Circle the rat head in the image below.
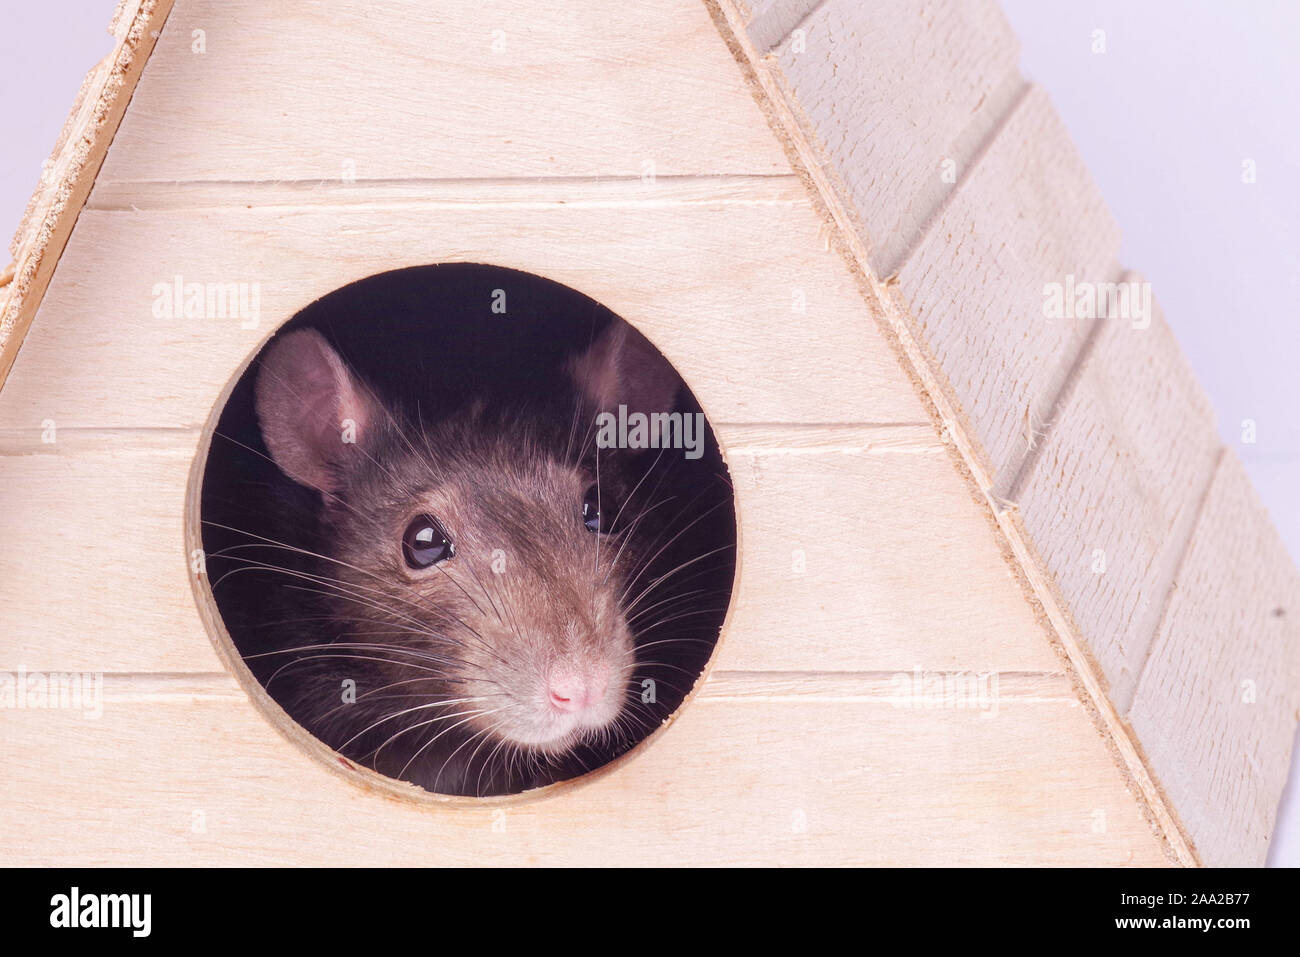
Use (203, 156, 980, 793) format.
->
(253, 323, 681, 770)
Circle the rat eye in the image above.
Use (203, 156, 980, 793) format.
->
(582, 483, 613, 534)
(402, 514, 454, 569)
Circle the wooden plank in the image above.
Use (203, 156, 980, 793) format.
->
(723, 443, 1061, 672)
(9, 668, 1072, 705)
(717, 422, 941, 455)
(0, 200, 927, 430)
(699, 669, 1068, 703)
(0, 426, 1061, 674)
(711, 1, 1200, 864)
(0, 0, 173, 388)
(1009, 277, 1222, 711)
(760, 0, 1024, 276)
(94, 0, 790, 185)
(0, 689, 1170, 865)
(743, 2, 1124, 493)
(893, 85, 1122, 491)
(86, 174, 807, 212)
(0, 431, 206, 673)
(1128, 453, 1300, 866)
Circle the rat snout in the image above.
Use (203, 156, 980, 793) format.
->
(547, 668, 609, 714)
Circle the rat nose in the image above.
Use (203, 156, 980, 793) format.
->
(547, 670, 608, 713)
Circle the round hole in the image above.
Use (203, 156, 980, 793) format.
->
(191, 264, 737, 800)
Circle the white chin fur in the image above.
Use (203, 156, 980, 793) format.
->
(504, 696, 624, 752)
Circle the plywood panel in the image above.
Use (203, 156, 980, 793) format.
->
(894, 85, 1122, 490)
(761, 0, 1023, 275)
(1128, 453, 1300, 866)
(0, 683, 1169, 865)
(714, 2, 1211, 863)
(0, 426, 1060, 674)
(0, 198, 926, 430)
(0, 0, 173, 385)
(95, 0, 790, 185)
(0, 432, 205, 673)
(722, 442, 1060, 672)
(1011, 279, 1221, 710)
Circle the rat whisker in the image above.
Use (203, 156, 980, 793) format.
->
(625, 587, 715, 626)
(599, 493, 680, 587)
(341, 698, 494, 753)
(244, 641, 484, 677)
(616, 494, 733, 607)
(263, 652, 454, 689)
(632, 608, 732, 635)
(375, 707, 501, 767)
(622, 543, 736, 618)
(206, 527, 510, 665)
(633, 635, 721, 652)
(425, 713, 507, 787)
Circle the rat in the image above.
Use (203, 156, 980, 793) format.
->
(211, 320, 732, 797)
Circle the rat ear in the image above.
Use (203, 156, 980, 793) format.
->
(569, 321, 681, 420)
(254, 328, 379, 494)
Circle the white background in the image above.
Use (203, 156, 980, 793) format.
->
(2, 2, 1296, 865)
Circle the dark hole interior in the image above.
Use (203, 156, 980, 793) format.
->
(200, 264, 737, 797)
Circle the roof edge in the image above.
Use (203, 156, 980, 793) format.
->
(0, 0, 174, 388)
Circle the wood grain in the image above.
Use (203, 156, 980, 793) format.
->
(95, 0, 790, 185)
(0, 426, 1061, 675)
(1008, 276, 1222, 712)
(0, 687, 1169, 866)
(713, 0, 1206, 863)
(1128, 453, 1300, 866)
(69, 668, 1076, 705)
(762, 0, 1024, 277)
(0, 200, 926, 430)
(893, 84, 1122, 492)
(87, 174, 807, 212)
